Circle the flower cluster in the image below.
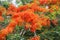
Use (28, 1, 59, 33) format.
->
(0, 0, 59, 40)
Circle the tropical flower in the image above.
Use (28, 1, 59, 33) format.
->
(29, 36, 40, 40)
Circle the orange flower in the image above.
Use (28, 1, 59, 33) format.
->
(30, 3, 48, 12)
(30, 24, 37, 32)
(47, 19, 50, 26)
(0, 21, 17, 38)
(8, 4, 17, 12)
(33, 0, 37, 3)
(0, 6, 6, 14)
(49, 9, 54, 13)
(37, 7, 48, 12)
(17, 5, 28, 12)
(0, 11, 2, 16)
(51, 0, 57, 4)
(39, 0, 48, 5)
(0, 34, 5, 40)
(30, 3, 39, 11)
(29, 36, 40, 40)
(0, 16, 4, 22)
(39, 15, 50, 27)
(25, 23, 31, 30)
(39, 0, 44, 5)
